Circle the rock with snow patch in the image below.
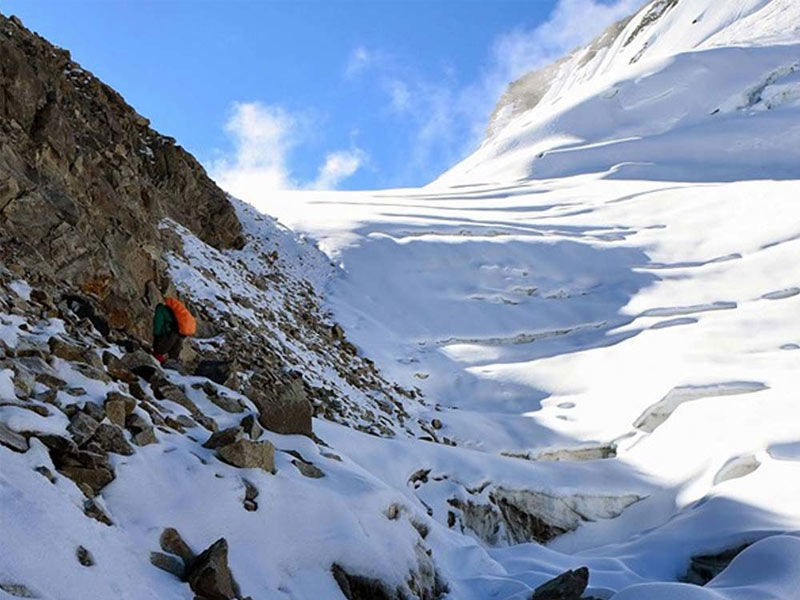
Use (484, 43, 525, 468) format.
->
(217, 439, 275, 473)
(530, 567, 589, 600)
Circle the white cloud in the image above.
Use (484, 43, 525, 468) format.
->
(384, 79, 411, 113)
(210, 101, 365, 200)
(487, 0, 645, 85)
(345, 46, 374, 78)
(310, 149, 366, 190)
(343, 0, 645, 183)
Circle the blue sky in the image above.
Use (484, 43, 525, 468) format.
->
(3, 0, 641, 192)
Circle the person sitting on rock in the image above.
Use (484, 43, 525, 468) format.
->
(152, 297, 196, 364)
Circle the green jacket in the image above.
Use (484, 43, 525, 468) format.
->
(153, 303, 177, 338)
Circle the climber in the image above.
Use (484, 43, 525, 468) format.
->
(152, 297, 196, 364)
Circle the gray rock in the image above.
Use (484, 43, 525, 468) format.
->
(76, 545, 94, 567)
(53, 448, 115, 496)
(530, 567, 589, 600)
(49, 337, 101, 368)
(0, 422, 29, 452)
(89, 423, 134, 456)
(83, 497, 113, 525)
(248, 375, 312, 436)
(203, 426, 243, 450)
(217, 439, 275, 473)
(121, 350, 161, 381)
(185, 538, 238, 600)
(132, 427, 158, 446)
(150, 551, 185, 578)
(292, 459, 324, 479)
(67, 412, 100, 446)
(239, 414, 262, 440)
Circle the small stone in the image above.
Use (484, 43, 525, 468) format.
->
(34, 465, 56, 483)
(217, 439, 275, 473)
(160, 527, 195, 563)
(239, 414, 262, 440)
(291, 459, 324, 479)
(431, 418, 443, 430)
(386, 503, 401, 520)
(83, 497, 113, 525)
(104, 353, 137, 383)
(36, 372, 67, 391)
(76, 545, 94, 567)
(0, 422, 28, 452)
(242, 478, 259, 511)
(150, 551, 185, 578)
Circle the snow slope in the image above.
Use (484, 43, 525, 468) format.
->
(257, 0, 800, 597)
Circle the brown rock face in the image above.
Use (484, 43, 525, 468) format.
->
(0, 14, 244, 339)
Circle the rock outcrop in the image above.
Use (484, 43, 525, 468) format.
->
(0, 13, 243, 340)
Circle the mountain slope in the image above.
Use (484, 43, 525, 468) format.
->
(440, 0, 800, 185)
(2, 2, 800, 600)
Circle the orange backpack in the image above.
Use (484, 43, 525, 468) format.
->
(164, 297, 197, 336)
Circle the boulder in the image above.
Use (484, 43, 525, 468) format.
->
(530, 567, 589, 600)
(133, 427, 158, 446)
(89, 423, 134, 456)
(67, 412, 100, 446)
(103, 394, 131, 427)
(185, 538, 238, 600)
(52, 448, 114, 496)
(217, 439, 275, 473)
(121, 350, 161, 381)
(203, 426, 243, 450)
(0, 423, 28, 452)
(248, 375, 312, 436)
(194, 359, 237, 386)
(48, 337, 101, 368)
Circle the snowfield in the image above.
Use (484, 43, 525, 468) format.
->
(2, 0, 800, 598)
(261, 0, 800, 597)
